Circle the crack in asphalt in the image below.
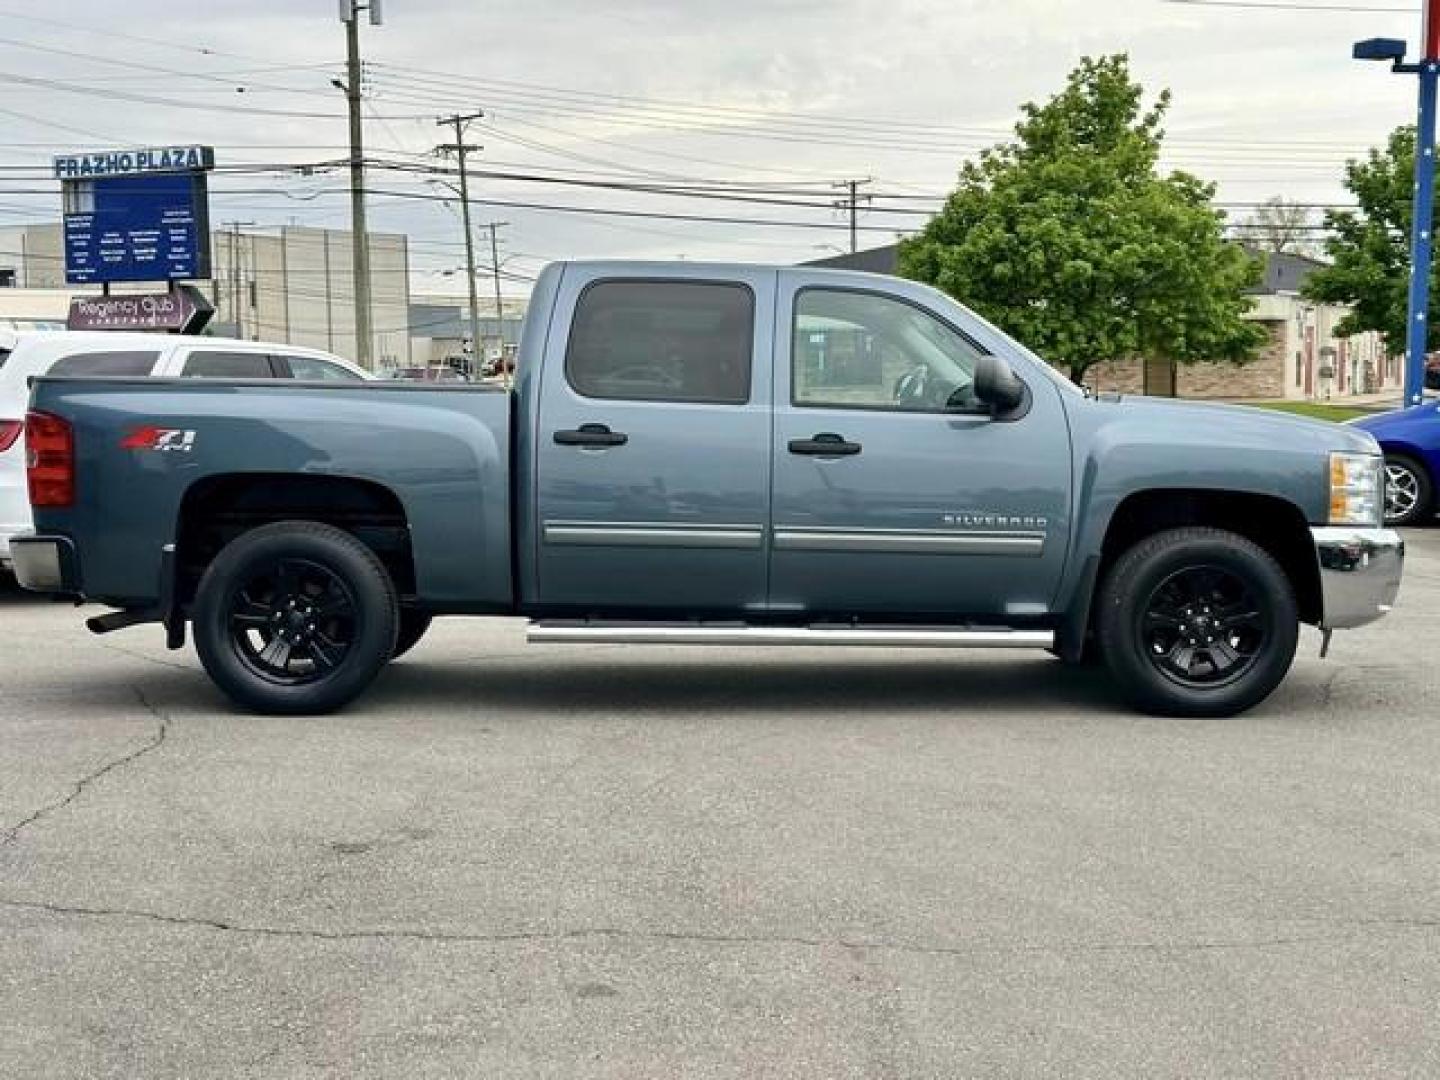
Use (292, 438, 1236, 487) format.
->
(0, 892, 1435, 957)
(0, 686, 171, 848)
(94, 639, 196, 674)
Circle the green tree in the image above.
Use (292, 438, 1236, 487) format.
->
(1302, 126, 1419, 352)
(899, 55, 1265, 385)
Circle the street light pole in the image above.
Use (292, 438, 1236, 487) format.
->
(1355, 1, 1440, 408)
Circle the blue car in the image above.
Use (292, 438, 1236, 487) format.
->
(1352, 403, 1440, 526)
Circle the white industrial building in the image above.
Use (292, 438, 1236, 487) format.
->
(408, 292, 527, 373)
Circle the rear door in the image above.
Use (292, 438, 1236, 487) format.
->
(534, 267, 774, 614)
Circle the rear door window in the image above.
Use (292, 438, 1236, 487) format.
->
(180, 350, 278, 379)
(565, 280, 754, 404)
(49, 350, 160, 376)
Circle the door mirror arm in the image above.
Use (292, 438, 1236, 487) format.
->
(972, 354, 1032, 421)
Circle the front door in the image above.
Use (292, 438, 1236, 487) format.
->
(769, 277, 1072, 619)
(534, 269, 775, 614)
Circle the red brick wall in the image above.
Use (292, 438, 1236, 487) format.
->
(1077, 322, 1287, 399)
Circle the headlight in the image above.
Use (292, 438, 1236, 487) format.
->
(1329, 452, 1383, 526)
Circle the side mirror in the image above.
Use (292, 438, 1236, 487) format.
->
(973, 354, 1027, 416)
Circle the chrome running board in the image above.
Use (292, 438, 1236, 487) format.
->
(526, 622, 1054, 649)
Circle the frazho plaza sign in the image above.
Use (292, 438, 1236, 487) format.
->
(56, 145, 214, 286)
(53, 146, 215, 180)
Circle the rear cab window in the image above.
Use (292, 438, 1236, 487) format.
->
(180, 350, 276, 379)
(565, 280, 754, 404)
(49, 350, 160, 376)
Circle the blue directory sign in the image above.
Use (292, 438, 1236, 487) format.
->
(57, 146, 213, 286)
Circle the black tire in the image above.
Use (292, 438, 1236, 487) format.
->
(1096, 527, 1298, 718)
(1383, 453, 1433, 527)
(192, 522, 398, 715)
(391, 611, 433, 660)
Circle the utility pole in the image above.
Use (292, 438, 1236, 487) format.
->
(222, 220, 254, 339)
(832, 178, 872, 254)
(435, 111, 485, 378)
(485, 221, 510, 387)
(338, 0, 382, 369)
(1354, 2, 1440, 408)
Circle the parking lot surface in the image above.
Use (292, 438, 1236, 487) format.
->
(2, 527, 1439, 1079)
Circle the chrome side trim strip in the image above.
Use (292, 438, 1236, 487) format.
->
(528, 623, 1055, 649)
(543, 521, 764, 550)
(773, 527, 1045, 556)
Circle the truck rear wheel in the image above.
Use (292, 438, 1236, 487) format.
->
(192, 522, 399, 715)
(1096, 527, 1298, 717)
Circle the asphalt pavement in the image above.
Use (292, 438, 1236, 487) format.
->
(3, 528, 1440, 1078)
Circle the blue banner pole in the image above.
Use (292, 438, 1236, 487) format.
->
(1404, 60, 1438, 408)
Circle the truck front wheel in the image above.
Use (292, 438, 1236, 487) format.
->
(1096, 527, 1298, 717)
(192, 522, 399, 714)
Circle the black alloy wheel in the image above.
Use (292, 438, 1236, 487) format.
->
(193, 522, 399, 714)
(1138, 565, 1266, 690)
(227, 558, 359, 685)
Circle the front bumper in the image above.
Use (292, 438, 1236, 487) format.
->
(1312, 526, 1404, 629)
(9, 533, 80, 595)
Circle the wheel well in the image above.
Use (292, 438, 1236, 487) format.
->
(1097, 489, 1321, 626)
(1381, 442, 1433, 475)
(176, 474, 414, 604)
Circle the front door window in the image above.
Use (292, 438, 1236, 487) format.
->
(793, 288, 987, 414)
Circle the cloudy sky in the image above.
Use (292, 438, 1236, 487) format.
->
(0, 0, 1426, 297)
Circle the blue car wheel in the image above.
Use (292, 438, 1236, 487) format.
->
(1384, 454, 1433, 527)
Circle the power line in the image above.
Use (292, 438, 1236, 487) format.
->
(0, 6, 272, 61)
(1161, 0, 1417, 11)
(358, 185, 918, 233)
(371, 63, 1398, 154)
(0, 69, 424, 121)
(0, 34, 336, 94)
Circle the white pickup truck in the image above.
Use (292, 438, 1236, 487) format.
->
(0, 331, 368, 572)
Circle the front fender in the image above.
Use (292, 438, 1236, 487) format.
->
(1053, 396, 1373, 633)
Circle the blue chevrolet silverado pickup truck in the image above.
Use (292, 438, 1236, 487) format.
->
(12, 262, 1404, 716)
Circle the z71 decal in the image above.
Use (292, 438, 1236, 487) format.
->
(120, 426, 196, 452)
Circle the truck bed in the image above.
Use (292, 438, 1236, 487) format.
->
(26, 377, 514, 610)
